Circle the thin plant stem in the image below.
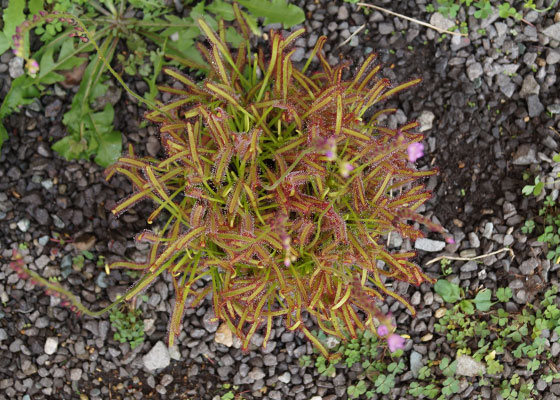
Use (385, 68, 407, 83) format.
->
(425, 247, 515, 266)
(356, 2, 467, 37)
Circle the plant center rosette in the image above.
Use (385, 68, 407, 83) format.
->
(104, 12, 453, 358)
(11, 5, 451, 361)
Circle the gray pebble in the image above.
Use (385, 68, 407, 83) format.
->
(466, 62, 483, 81)
(414, 238, 446, 252)
(70, 369, 82, 381)
(468, 232, 480, 248)
(460, 261, 478, 272)
(519, 258, 538, 275)
(378, 22, 394, 35)
(512, 144, 538, 165)
(337, 6, 349, 20)
(547, 49, 560, 64)
(290, 47, 305, 63)
(248, 368, 265, 381)
(143, 341, 170, 370)
(278, 371, 291, 384)
(520, 74, 540, 98)
(552, 342, 560, 357)
(543, 23, 560, 42)
(8, 57, 24, 79)
(424, 292, 434, 306)
(410, 351, 423, 378)
(527, 95, 544, 118)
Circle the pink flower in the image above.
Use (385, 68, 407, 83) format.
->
(387, 334, 406, 352)
(325, 149, 335, 161)
(407, 142, 424, 163)
(377, 325, 389, 337)
(27, 59, 39, 77)
(323, 137, 337, 161)
(339, 162, 354, 178)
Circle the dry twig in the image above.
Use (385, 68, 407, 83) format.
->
(356, 2, 468, 37)
(425, 247, 515, 266)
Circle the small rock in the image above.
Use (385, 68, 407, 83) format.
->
(378, 22, 394, 35)
(429, 13, 455, 32)
(512, 144, 538, 165)
(411, 291, 421, 306)
(278, 372, 291, 384)
(45, 99, 63, 118)
(95, 273, 108, 289)
(514, 289, 528, 304)
(460, 261, 478, 272)
(169, 345, 181, 361)
(290, 47, 305, 63)
(414, 238, 446, 252)
(8, 57, 24, 79)
(324, 336, 340, 350)
(543, 23, 560, 42)
(547, 49, 560, 65)
(70, 369, 82, 381)
(456, 355, 485, 377)
(424, 292, 434, 306)
(552, 383, 560, 396)
(248, 368, 265, 381)
(551, 342, 560, 357)
(519, 258, 538, 275)
(435, 308, 447, 318)
(17, 219, 30, 232)
(420, 333, 433, 342)
(466, 63, 483, 81)
(72, 234, 96, 252)
(527, 95, 544, 118)
(337, 5, 349, 20)
(35, 255, 50, 269)
(520, 75, 540, 98)
(202, 309, 219, 333)
(146, 136, 160, 157)
(410, 351, 423, 378)
(500, 82, 516, 98)
(418, 111, 435, 132)
(214, 323, 233, 347)
(44, 337, 58, 355)
(468, 233, 480, 248)
(143, 341, 171, 371)
(548, 104, 560, 115)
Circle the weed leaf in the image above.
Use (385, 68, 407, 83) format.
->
(236, 0, 305, 28)
(473, 289, 492, 311)
(434, 279, 462, 303)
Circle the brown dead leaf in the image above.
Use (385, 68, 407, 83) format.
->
(59, 54, 89, 88)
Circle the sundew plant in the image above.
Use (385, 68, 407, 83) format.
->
(12, 5, 450, 359)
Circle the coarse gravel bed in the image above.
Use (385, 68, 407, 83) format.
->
(1, 0, 560, 399)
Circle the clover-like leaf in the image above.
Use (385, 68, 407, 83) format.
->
(496, 287, 512, 302)
(473, 289, 492, 311)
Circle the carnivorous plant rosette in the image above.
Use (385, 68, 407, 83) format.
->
(13, 6, 450, 359)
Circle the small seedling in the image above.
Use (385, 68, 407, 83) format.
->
(109, 306, 144, 349)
